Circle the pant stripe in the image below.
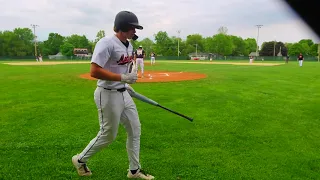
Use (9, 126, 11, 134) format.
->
(79, 91, 104, 161)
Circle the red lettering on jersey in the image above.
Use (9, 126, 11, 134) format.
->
(117, 54, 133, 65)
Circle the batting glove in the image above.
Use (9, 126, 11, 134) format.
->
(121, 73, 138, 84)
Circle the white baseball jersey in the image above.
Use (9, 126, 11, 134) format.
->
(91, 35, 134, 89)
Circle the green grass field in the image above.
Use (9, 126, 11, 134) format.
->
(1, 60, 320, 180)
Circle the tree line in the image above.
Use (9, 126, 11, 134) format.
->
(0, 26, 318, 57)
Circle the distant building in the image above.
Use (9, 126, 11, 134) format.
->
(73, 48, 92, 59)
(73, 48, 88, 55)
(188, 52, 219, 60)
(248, 52, 259, 57)
(48, 52, 64, 60)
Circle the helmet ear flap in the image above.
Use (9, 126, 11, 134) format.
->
(114, 26, 119, 32)
(114, 22, 130, 32)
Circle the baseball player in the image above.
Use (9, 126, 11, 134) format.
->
(39, 54, 43, 62)
(285, 54, 289, 64)
(150, 52, 156, 65)
(297, 52, 304, 67)
(72, 10, 154, 180)
(134, 45, 145, 78)
(249, 56, 253, 63)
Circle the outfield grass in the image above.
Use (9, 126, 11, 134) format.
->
(1, 60, 320, 180)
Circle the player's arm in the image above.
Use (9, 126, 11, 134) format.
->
(90, 63, 121, 81)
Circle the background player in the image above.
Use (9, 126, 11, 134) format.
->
(297, 52, 304, 67)
(249, 56, 253, 63)
(71, 10, 154, 180)
(38, 54, 43, 62)
(134, 45, 145, 78)
(150, 52, 156, 65)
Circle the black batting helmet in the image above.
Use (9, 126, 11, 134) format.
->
(114, 11, 143, 32)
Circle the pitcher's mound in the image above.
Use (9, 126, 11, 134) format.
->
(80, 71, 206, 83)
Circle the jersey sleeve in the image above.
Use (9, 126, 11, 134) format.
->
(91, 39, 112, 67)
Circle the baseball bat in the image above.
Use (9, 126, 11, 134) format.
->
(127, 89, 193, 122)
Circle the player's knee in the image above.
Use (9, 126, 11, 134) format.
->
(128, 124, 141, 138)
(101, 128, 118, 143)
(132, 125, 141, 138)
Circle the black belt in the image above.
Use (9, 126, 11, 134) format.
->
(103, 87, 126, 92)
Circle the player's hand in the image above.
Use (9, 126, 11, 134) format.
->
(121, 72, 138, 84)
(121, 61, 138, 84)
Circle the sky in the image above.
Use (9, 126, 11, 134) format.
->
(0, 0, 319, 46)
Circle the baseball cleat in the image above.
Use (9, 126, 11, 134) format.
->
(72, 154, 92, 176)
(127, 169, 155, 179)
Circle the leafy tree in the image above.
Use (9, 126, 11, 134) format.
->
(260, 41, 276, 56)
(95, 30, 105, 42)
(288, 43, 303, 56)
(177, 39, 188, 56)
(244, 38, 257, 56)
(154, 31, 175, 56)
(203, 37, 214, 53)
(89, 40, 95, 53)
(130, 39, 139, 50)
(260, 41, 287, 56)
(92, 30, 106, 51)
(60, 42, 75, 56)
(42, 33, 65, 55)
(300, 43, 310, 55)
(229, 35, 246, 56)
(185, 34, 204, 53)
(37, 41, 45, 55)
(63, 34, 91, 54)
(285, 43, 293, 50)
(1, 30, 30, 56)
(290, 39, 316, 56)
(310, 43, 319, 56)
(181, 43, 196, 56)
(211, 33, 233, 56)
(13, 28, 34, 56)
(65, 34, 90, 49)
(0, 31, 3, 56)
(299, 39, 314, 47)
